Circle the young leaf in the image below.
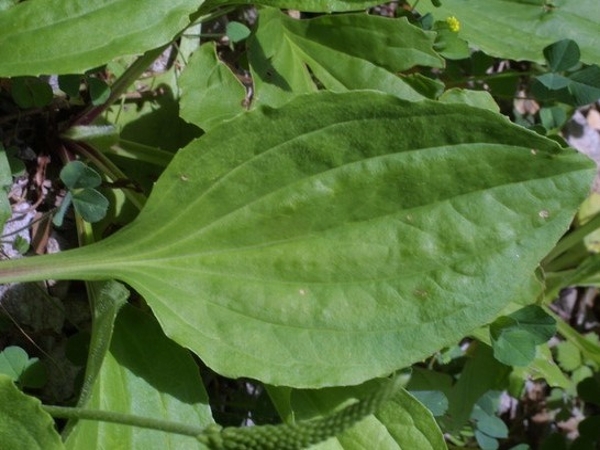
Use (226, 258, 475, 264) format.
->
(509, 305, 556, 344)
(0, 91, 594, 388)
(489, 305, 556, 367)
(71, 189, 109, 223)
(0, 374, 64, 450)
(226, 21, 251, 43)
(58, 74, 82, 98)
(540, 106, 568, 131)
(556, 340, 582, 372)
(567, 65, 600, 106)
(475, 429, 500, 450)
(179, 42, 247, 131)
(87, 77, 111, 106)
(0, 346, 38, 382)
(0, 0, 203, 76)
(10, 76, 53, 108)
(536, 73, 571, 91)
(60, 161, 102, 189)
(543, 39, 581, 72)
(491, 325, 536, 367)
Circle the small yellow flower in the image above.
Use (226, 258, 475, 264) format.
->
(446, 16, 461, 32)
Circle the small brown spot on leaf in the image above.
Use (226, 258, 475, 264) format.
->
(414, 289, 428, 299)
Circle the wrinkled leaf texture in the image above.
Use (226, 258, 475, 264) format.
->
(0, 375, 64, 450)
(0, 91, 594, 388)
(0, 0, 203, 76)
(417, 0, 600, 65)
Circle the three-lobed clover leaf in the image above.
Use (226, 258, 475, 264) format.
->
(53, 161, 109, 226)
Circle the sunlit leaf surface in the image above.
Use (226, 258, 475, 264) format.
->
(0, 91, 594, 387)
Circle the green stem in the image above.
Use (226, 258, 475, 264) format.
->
(543, 210, 600, 266)
(191, 5, 237, 26)
(72, 45, 169, 126)
(43, 405, 205, 438)
(543, 306, 600, 366)
(0, 247, 114, 285)
(444, 70, 540, 89)
(106, 139, 174, 167)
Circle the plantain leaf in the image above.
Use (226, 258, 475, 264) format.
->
(64, 305, 213, 450)
(0, 0, 204, 76)
(417, 0, 600, 65)
(0, 374, 64, 450)
(0, 91, 594, 388)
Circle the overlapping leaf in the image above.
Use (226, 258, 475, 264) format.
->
(417, 0, 600, 65)
(0, 91, 594, 388)
(181, 9, 444, 129)
(0, 0, 204, 76)
(249, 9, 444, 107)
(65, 305, 213, 450)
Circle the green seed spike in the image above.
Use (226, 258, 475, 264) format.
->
(431, 0, 442, 6)
(198, 377, 402, 450)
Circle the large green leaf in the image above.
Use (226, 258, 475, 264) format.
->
(249, 9, 443, 107)
(269, 382, 446, 449)
(417, 0, 600, 65)
(0, 374, 64, 450)
(0, 91, 594, 388)
(65, 305, 213, 450)
(0, 0, 204, 76)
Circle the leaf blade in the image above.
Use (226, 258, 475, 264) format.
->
(0, 375, 64, 450)
(417, 0, 600, 65)
(0, 91, 594, 388)
(0, 0, 203, 76)
(64, 305, 213, 450)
